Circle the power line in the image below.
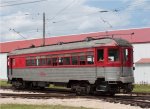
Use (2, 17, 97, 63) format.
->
(0, 0, 25, 4)
(115, 1, 150, 12)
(99, 17, 113, 28)
(0, 0, 48, 7)
(47, 10, 110, 24)
(9, 28, 27, 39)
(47, 0, 76, 21)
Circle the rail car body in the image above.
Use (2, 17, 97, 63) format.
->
(7, 37, 134, 95)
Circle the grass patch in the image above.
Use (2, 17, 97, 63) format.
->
(0, 104, 92, 109)
(0, 80, 11, 87)
(133, 84, 150, 93)
(49, 84, 67, 89)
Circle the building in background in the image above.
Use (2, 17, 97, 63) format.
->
(0, 27, 150, 84)
(134, 58, 150, 84)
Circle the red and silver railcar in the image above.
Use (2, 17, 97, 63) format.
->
(7, 37, 134, 95)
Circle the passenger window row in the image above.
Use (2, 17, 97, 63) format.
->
(26, 52, 94, 66)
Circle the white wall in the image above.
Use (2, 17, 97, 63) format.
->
(133, 43, 150, 84)
(134, 64, 150, 84)
(133, 43, 150, 62)
(0, 53, 7, 79)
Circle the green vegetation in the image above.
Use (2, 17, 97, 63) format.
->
(49, 84, 67, 89)
(0, 104, 92, 109)
(0, 80, 11, 87)
(133, 84, 150, 93)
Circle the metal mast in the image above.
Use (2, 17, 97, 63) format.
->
(43, 12, 45, 46)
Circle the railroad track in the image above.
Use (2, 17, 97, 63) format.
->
(0, 93, 77, 99)
(1, 92, 150, 108)
(1, 86, 150, 108)
(1, 86, 150, 96)
(101, 96, 150, 108)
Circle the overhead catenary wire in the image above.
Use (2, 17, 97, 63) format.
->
(46, 9, 111, 23)
(46, 9, 112, 37)
(114, 1, 150, 12)
(9, 28, 28, 39)
(44, 0, 76, 37)
(47, 9, 110, 25)
(0, 0, 25, 4)
(47, 0, 76, 21)
(1, 1, 148, 43)
(25, 9, 111, 36)
(0, 0, 48, 7)
(99, 16, 113, 28)
(6, 1, 148, 35)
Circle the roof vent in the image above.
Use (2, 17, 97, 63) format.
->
(85, 37, 94, 42)
(57, 42, 64, 45)
(29, 44, 35, 48)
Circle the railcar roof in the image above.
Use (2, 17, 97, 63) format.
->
(8, 38, 132, 56)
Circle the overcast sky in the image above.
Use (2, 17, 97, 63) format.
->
(0, 0, 150, 42)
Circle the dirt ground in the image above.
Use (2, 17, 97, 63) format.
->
(0, 89, 143, 109)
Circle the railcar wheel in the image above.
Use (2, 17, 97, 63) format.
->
(12, 80, 23, 89)
(70, 84, 77, 92)
(39, 87, 45, 90)
(73, 83, 91, 96)
(89, 85, 96, 95)
(22, 82, 32, 89)
(109, 92, 115, 96)
(76, 86, 83, 95)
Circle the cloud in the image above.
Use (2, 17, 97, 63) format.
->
(0, 0, 149, 42)
(123, 0, 150, 11)
(0, 11, 42, 41)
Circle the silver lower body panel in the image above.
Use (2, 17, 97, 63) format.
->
(8, 67, 134, 84)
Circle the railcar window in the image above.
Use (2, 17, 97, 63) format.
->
(46, 56, 51, 65)
(72, 56, 78, 65)
(26, 57, 36, 66)
(26, 57, 29, 66)
(39, 58, 47, 66)
(87, 55, 94, 64)
(123, 48, 129, 62)
(58, 57, 63, 65)
(36, 56, 40, 66)
(97, 49, 104, 61)
(79, 55, 86, 65)
(52, 58, 58, 66)
(12, 58, 15, 66)
(47, 58, 51, 65)
(123, 48, 132, 64)
(87, 52, 94, 64)
(108, 49, 119, 62)
(63, 57, 70, 65)
(31, 59, 36, 66)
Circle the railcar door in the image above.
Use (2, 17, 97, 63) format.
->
(121, 47, 133, 77)
(7, 57, 9, 79)
(9, 58, 14, 76)
(96, 48, 106, 78)
(7, 57, 13, 80)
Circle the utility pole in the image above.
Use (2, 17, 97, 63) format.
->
(43, 12, 45, 46)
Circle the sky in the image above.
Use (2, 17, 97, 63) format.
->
(0, 0, 150, 42)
